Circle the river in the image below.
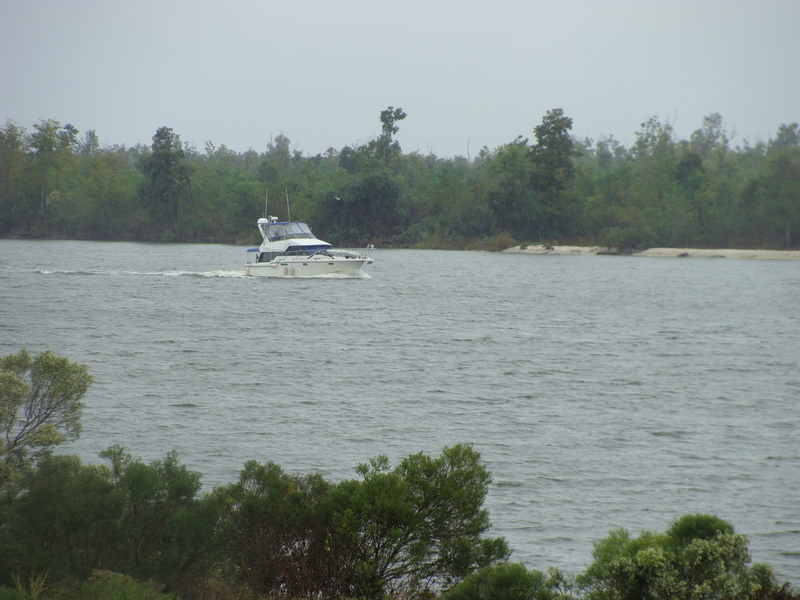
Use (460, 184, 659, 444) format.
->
(1, 239, 798, 582)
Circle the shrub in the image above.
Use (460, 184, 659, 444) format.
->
(0, 586, 33, 600)
(442, 562, 568, 600)
(488, 232, 516, 252)
(577, 514, 784, 600)
(49, 571, 174, 600)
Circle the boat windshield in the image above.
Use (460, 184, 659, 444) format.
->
(261, 221, 315, 241)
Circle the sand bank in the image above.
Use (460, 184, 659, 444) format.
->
(504, 245, 800, 260)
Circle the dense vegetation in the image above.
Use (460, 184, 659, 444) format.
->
(1, 109, 798, 250)
(1, 349, 798, 600)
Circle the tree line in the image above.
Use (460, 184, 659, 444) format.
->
(1, 349, 798, 600)
(1, 108, 798, 250)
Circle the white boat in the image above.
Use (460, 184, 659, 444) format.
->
(244, 216, 374, 277)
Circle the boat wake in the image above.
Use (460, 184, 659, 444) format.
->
(33, 268, 370, 279)
(35, 269, 248, 278)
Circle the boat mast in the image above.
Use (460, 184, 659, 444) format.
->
(285, 187, 291, 221)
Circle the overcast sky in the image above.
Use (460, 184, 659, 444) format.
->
(2, 0, 798, 158)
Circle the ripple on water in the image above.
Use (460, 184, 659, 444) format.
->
(1, 242, 798, 583)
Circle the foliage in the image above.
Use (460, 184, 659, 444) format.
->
(487, 109, 579, 241)
(138, 127, 193, 239)
(0, 587, 32, 600)
(356, 444, 509, 595)
(215, 459, 335, 598)
(98, 446, 213, 582)
(1, 435, 798, 599)
(1, 110, 798, 250)
(0, 349, 92, 487)
(0, 446, 215, 595)
(340, 106, 407, 173)
(318, 171, 407, 244)
(442, 563, 571, 600)
(218, 444, 508, 599)
(488, 232, 517, 252)
(577, 514, 780, 600)
(0, 454, 122, 582)
(49, 570, 174, 600)
(2, 352, 798, 598)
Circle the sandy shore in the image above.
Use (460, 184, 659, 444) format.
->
(504, 245, 800, 260)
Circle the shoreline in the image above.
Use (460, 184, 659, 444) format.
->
(503, 245, 800, 260)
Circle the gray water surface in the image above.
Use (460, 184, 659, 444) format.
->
(1, 240, 798, 582)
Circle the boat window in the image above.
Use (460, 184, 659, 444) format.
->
(263, 221, 315, 241)
(258, 252, 280, 262)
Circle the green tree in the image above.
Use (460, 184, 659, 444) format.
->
(632, 116, 675, 160)
(139, 127, 193, 238)
(339, 106, 407, 173)
(0, 350, 92, 487)
(578, 514, 777, 600)
(73, 147, 140, 239)
(29, 119, 79, 219)
(442, 562, 569, 600)
(0, 120, 30, 235)
(375, 106, 407, 165)
(55, 570, 176, 600)
(530, 108, 579, 238)
(690, 113, 730, 159)
(319, 172, 406, 243)
(219, 444, 507, 599)
(98, 446, 209, 581)
(487, 109, 578, 241)
(0, 454, 123, 583)
(531, 108, 576, 197)
(487, 138, 536, 239)
(22, 119, 80, 236)
(216, 460, 337, 598)
(769, 123, 800, 154)
(261, 133, 298, 180)
(742, 153, 800, 248)
(328, 444, 510, 598)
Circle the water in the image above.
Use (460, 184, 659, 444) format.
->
(1, 240, 798, 582)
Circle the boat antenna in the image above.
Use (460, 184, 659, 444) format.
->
(264, 187, 268, 219)
(285, 187, 291, 221)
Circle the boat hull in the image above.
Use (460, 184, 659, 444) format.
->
(244, 255, 372, 277)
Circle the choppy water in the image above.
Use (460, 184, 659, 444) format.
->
(1, 239, 798, 582)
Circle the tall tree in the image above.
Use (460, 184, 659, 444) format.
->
(339, 106, 407, 173)
(769, 122, 800, 154)
(632, 116, 675, 160)
(0, 120, 30, 234)
(530, 108, 579, 238)
(29, 119, 79, 217)
(375, 106, 407, 164)
(690, 113, 729, 159)
(139, 126, 193, 237)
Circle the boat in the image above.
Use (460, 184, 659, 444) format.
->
(244, 216, 374, 277)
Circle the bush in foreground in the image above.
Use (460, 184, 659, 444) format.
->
(577, 513, 781, 600)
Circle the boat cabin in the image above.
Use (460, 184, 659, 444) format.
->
(258, 218, 316, 242)
(255, 245, 332, 263)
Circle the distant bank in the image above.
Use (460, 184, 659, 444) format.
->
(504, 245, 800, 260)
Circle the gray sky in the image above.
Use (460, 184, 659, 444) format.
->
(2, 0, 798, 158)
